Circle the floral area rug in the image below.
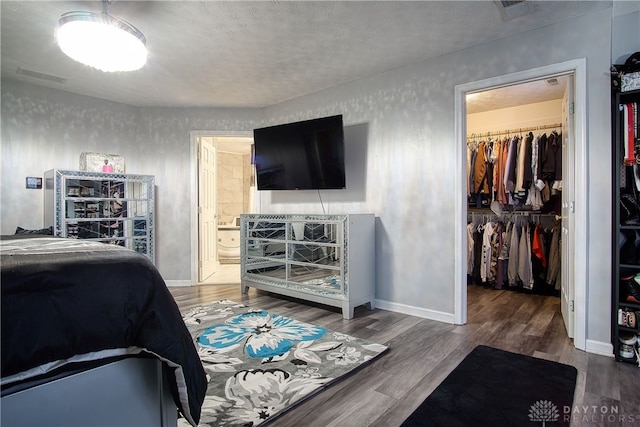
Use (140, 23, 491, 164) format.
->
(177, 300, 389, 427)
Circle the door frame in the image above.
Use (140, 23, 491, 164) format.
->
(198, 136, 218, 282)
(453, 58, 588, 351)
(189, 130, 255, 286)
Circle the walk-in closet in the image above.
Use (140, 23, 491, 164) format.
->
(465, 76, 569, 302)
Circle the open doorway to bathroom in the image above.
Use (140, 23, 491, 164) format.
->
(194, 134, 255, 284)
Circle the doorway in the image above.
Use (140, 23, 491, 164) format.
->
(454, 59, 588, 351)
(465, 75, 571, 336)
(190, 132, 255, 285)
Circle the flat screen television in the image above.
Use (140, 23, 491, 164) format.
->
(253, 115, 346, 190)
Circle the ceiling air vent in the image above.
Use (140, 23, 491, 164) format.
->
(16, 67, 67, 84)
(494, 0, 535, 21)
(545, 77, 560, 87)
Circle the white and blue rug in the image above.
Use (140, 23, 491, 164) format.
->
(179, 300, 388, 427)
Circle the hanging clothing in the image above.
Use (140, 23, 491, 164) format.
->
(504, 136, 519, 195)
(466, 122, 563, 296)
(480, 221, 495, 283)
(517, 223, 533, 289)
(473, 141, 490, 196)
(553, 131, 563, 191)
(515, 134, 528, 194)
(467, 127, 562, 213)
(467, 142, 478, 197)
(489, 221, 503, 285)
(532, 224, 547, 268)
(508, 221, 520, 286)
(467, 213, 560, 295)
(495, 222, 510, 289)
(540, 132, 558, 182)
(546, 225, 561, 289)
(467, 222, 475, 274)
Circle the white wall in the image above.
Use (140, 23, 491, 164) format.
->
(467, 99, 563, 135)
(1, 6, 635, 350)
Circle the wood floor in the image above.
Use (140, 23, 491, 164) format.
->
(169, 283, 640, 427)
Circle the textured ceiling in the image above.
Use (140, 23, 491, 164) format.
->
(1, 1, 609, 111)
(467, 74, 570, 114)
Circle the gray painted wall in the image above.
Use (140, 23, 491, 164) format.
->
(261, 8, 621, 348)
(1, 6, 638, 350)
(1, 84, 140, 228)
(0, 85, 262, 279)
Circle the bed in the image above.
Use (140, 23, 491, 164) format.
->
(0, 235, 207, 426)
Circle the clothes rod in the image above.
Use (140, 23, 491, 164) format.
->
(467, 211, 561, 225)
(466, 123, 562, 140)
(468, 211, 558, 217)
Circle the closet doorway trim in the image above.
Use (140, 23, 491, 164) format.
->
(453, 58, 587, 351)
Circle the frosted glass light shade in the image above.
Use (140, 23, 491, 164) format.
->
(57, 12, 147, 72)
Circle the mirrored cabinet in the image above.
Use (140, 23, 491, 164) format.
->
(240, 213, 375, 319)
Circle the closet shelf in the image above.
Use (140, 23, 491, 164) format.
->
(620, 301, 640, 310)
(619, 326, 640, 334)
(466, 122, 562, 140)
(620, 264, 640, 269)
(620, 225, 640, 230)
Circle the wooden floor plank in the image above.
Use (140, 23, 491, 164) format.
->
(169, 283, 640, 426)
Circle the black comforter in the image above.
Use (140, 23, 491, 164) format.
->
(1, 236, 207, 426)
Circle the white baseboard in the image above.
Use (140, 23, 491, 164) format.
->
(585, 339, 614, 357)
(374, 299, 455, 324)
(375, 299, 615, 358)
(164, 280, 193, 287)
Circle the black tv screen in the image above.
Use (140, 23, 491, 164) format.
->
(253, 115, 346, 190)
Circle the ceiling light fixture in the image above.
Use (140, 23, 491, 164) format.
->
(56, 0, 147, 72)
